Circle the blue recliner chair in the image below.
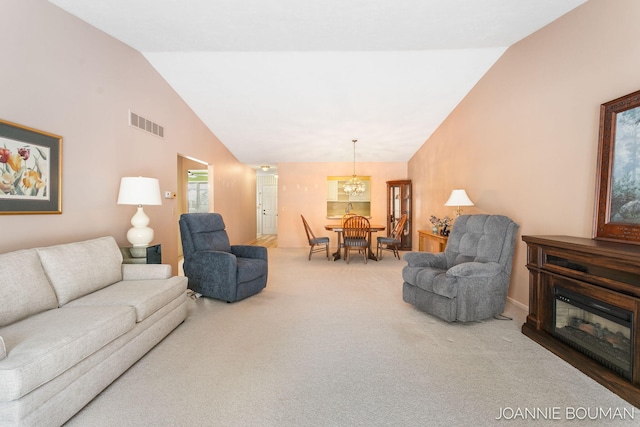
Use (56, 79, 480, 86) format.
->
(179, 213, 268, 302)
(402, 214, 519, 322)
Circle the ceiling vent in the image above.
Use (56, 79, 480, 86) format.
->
(129, 110, 164, 138)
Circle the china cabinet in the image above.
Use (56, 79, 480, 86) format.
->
(386, 180, 412, 250)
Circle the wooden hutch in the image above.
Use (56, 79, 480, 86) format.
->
(386, 180, 412, 250)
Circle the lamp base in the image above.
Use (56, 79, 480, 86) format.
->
(126, 206, 154, 247)
(127, 226, 154, 247)
(128, 247, 148, 258)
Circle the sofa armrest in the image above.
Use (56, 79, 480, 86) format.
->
(231, 245, 268, 260)
(446, 261, 502, 278)
(403, 251, 447, 268)
(0, 336, 5, 360)
(122, 264, 172, 280)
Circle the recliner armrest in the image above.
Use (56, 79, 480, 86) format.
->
(190, 250, 236, 264)
(231, 245, 268, 260)
(403, 251, 447, 268)
(446, 261, 502, 278)
(186, 250, 237, 280)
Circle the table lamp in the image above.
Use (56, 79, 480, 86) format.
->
(444, 189, 474, 217)
(117, 176, 162, 247)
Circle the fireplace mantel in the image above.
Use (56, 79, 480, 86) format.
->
(522, 235, 640, 407)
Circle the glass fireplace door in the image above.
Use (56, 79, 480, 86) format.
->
(553, 286, 633, 380)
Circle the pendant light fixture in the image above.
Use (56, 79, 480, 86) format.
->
(343, 139, 366, 196)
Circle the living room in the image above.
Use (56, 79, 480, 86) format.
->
(2, 0, 640, 424)
(2, 0, 637, 312)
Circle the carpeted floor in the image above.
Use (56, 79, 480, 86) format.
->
(65, 248, 637, 426)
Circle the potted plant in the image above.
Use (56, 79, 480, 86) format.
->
(430, 215, 453, 236)
(429, 215, 440, 234)
(439, 216, 452, 236)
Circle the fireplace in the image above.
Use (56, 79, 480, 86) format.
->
(522, 235, 640, 407)
(553, 286, 633, 380)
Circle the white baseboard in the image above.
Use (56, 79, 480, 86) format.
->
(507, 296, 528, 312)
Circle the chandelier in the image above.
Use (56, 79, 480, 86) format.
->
(343, 139, 367, 196)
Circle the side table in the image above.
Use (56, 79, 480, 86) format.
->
(120, 244, 162, 264)
(417, 230, 448, 252)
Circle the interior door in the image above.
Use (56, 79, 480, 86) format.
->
(262, 185, 278, 234)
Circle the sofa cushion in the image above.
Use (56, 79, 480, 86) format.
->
(36, 237, 123, 306)
(65, 276, 188, 322)
(414, 268, 455, 295)
(0, 249, 58, 327)
(0, 305, 135, 401)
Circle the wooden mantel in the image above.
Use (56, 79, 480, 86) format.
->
(522, 235, 640, 408)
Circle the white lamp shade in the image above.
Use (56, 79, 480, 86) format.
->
(117, 177, 162, 206)
(444, 189, 474, 207)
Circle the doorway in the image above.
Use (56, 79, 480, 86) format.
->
(257, 174, 278, 236)
(261, 185, 277, 234)
(186, 169, 209, 213)
(177, 155, 212, 275)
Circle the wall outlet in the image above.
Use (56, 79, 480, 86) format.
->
(164, 191, 174, 199)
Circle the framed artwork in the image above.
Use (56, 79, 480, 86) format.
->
(0, 119, 62, 214)
(594, 89, 640, 243)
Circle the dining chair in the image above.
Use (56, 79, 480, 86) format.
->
(342, 215, 370, 264)
(377, 213, 408, 260)
(300, 215, 330, 260)
(341, 212, 357, 225)
(335, 213, 357, 255)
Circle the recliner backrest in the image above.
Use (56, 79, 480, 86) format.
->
(179, 213, 232, 259)
(444, 215, 518, 270)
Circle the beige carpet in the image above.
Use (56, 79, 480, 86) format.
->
(65, 248, 637, 426)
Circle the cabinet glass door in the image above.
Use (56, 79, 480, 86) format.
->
(391, 184, 401, 227)
(386, 180, 411, 250)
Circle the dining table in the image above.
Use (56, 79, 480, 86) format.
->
(324, 223, 386, 262)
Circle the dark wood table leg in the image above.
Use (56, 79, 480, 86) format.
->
(367, 230, 379, 261)
(331, 231, 342, 261)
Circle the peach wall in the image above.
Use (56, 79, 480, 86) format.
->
(277, 162, 407, 248)
(408, 0, 640, 308)
(0, 0, 256, 272)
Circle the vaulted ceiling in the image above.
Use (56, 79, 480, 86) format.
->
(49, 0, 586, 171)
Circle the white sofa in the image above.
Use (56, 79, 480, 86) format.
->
(0, 237, 188, 427)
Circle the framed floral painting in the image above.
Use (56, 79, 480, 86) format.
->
(0, 119, 62, 214)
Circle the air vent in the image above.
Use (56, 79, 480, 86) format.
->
(129, 110, 164, 138)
